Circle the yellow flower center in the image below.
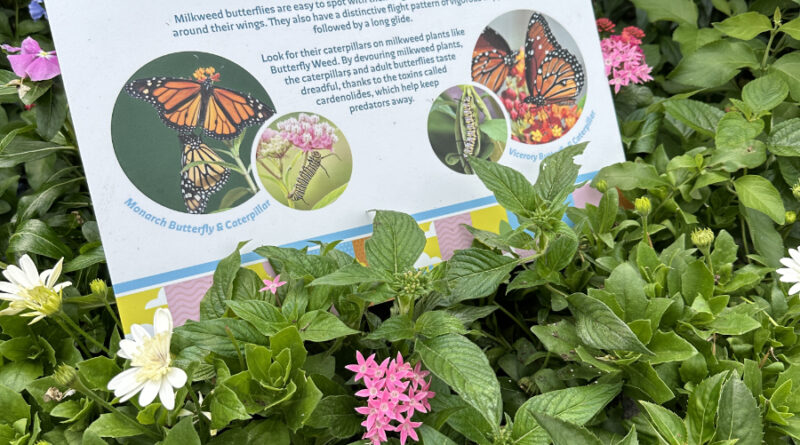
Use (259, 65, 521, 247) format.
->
(20, 285, 61, 316)
(37, 50, 51, 59)
(131, 332, 173, 382)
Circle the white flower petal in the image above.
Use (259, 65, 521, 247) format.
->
(118, 382, 146, 402)
(131, 324, 151, 343)
(47, 258, 64, 287)
(0, 282, 21, 294)
(3, 265, 32, 289)
(138, 380, 160, 407)
(0, 292, 24, 301)
(19, 255, 41, 286)
(154, 308, 173, 335)
(54, 282, 71, 291)
(778, 272, 800, 283)
(789, 248, 800, 265)
(107, 367, 140, 391)
(158, 379, 176, 410)
(0, 307, 23, 316)
(166, 367, 187, 388)
(117, 339, 139, 359)
(779, 258, 799, 269)
(789, 282, 800, 296)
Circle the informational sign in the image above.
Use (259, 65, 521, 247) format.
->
(48, 0, 623, 331)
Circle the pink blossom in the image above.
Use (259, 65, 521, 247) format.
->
(596, 18, 616, 33)
(260, 274, 286, 294)
(1, 37, 60, 81)
(275, 113, 338, 153)
(350, 352, 434, 445)
(600, 32, 653, 93)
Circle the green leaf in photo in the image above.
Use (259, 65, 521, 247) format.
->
(669, 40, 758, 88)
(640, 400, 688, 445)
(200, 241, 247, 320)
(593, 162, 670, 190)
(470, 156, 538, 214)
(767, 118, 800, 156)
(631, 0, 698, 25)
(296, 310, 358, 342)
(715, 375, 763, 445)
(364, 210, 425, 273)
(770, 52, 800, 101)
(445, 248, 517, 303)
(713, 11, 772, 40)
(742, 74, 788, 113)
(734, 175, 785, 224)
(162, 417, 201, 445)
(567, 293, 653, 355)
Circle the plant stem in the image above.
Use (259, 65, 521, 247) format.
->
(59, 312, 111, 355)
(53, 316, 91, 356)
(225, 326, 246, 370)
(258, 159, 281, 180)
(101, 295, 124, 336)
(495, 303, 537, 342)
(74, 377, 162, 440)
(761, 29, 778, 71)
(233, 153, 258, 194)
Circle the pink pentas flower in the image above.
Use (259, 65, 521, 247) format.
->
(599, 28, 653, 93)
(260, 274, 286, 294)
(350, 352, 434, 445)
(596, 18, 616, 33)
(1, 37, 60, 81)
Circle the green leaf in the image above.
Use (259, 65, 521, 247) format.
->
(673, 24, 723, 56)
(8, 219, 73, 259)
(713, 11, 772, 40)
(767, 118, 800, 156)
(418, 424, 459, 445)
(76, 357, 121, 391)
(744, 207, 783, 269)
(270, 326, 307, 369)
(310, 263, 390, 286)
(662, 99, 725, 138)
(686, 372, 726, 444)
(681, 260, 714, 304)
(710, 230, 737, 266)
(0, 384, 29, 425)
(296, 310, 359, 342)
(512, 383, 622, 445)
(624, 362, 675, 404)
(417, 334, 502, 427)
(306, 395, 362, 438)
(781, 17, 800, 40)
(226, 300, 290, 337)
(173, 319, 269, 359)
(415, 311, 467, 337)
(604, 263, 648, 321)
(647, 330, 697, 364)
(35, 82, 68, 141)
(366, 316, 415, 341)
(593, 162, 670, 190)
(742, 74, 789, 112)
(209, 384, 251, 430)
(734, 175, 785, 224)
(86, 413, 144, 438)
(709, 308, 761, 335)
(364, 210, 425, 273)
(640, 401, 688, 445)
(669, 40, 758, 88)
(616, 427, 639, 445)
(531, 413, 603, 445)
(567, 293, 653, 355)
(445, 248, 516, 303)
(770, 52, 800, 101)
(255, 245, 337, 279)
(470, 156, 537, 214)
(200, 242, 247, 320)
(162, 417, 201, 445)
(533, 142, 587, 203)
(0, 360, 41, 391)
(282, 375, 321, 431)
(715, 375, 763, 445)
(631, 0, 698, 25)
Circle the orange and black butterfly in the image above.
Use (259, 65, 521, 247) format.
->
(179, 134, 229, 214)
(125, 67, 274, 140)
(471, 13, 584, 106)
(471, 27, 519, 93)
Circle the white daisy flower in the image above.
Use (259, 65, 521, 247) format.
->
(777, 247, 800, 295)
(107, 308, 187, 410)
(0, 254, 70, 324)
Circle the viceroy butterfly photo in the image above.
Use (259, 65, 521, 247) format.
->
(471, 10, 587, 145)
(111, 52, 275, 215)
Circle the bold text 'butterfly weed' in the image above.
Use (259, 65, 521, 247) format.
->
(125, 66, 275, 140)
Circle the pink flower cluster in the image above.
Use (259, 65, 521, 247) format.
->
(597, 21, 653, 93)
(271, 113, 338, 152)
(347, 352, 435, 445)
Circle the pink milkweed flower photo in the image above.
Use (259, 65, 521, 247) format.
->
(1, 37, 60, 81)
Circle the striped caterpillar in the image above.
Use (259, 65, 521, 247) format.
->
(462, 98, 478, 157)
(288, 150, 330, 204)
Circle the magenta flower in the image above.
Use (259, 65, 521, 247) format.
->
(350, 352, 434, 445)
(260, 274, 286, 294)
(599, 28, 653, 93)
(275, 113, 338, 153)
(1, 37, 60, 81)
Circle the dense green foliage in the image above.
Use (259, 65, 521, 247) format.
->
(1, 0, 800, 444)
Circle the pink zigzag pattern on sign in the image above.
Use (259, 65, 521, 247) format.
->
(164, 275, 213, 327)
(434, 213, 473, 260)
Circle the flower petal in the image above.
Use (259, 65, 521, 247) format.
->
(20, 37, 42, 55)
(789, 282, 800, 296)
(19, 255, 41, 285)
(790, 248, 800, 265)
(158, 379, 176, 410)
(1, 44, 20, 53)
(117, 339, 139, 359)
(25, 55, 60, 81)
(6, 53, 36, 78)
(108, 367, 140, 392)
(153, 308, 173, 335)
(3, 264, 32, 289)
(131, 324, 151, 343)
(46, 258, 64, 288)
(138, 380, 160, 407)
(166, 367, 187, 388)
(118, 382, 146, 403)
(0, 282, 20, 294)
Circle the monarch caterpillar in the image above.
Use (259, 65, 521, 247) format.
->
(461, 98, 478, 157)
(287, 150, 330, 204)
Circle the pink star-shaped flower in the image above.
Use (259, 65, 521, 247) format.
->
(260, 274, 286, 294)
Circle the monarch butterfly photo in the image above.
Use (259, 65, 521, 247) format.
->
(111, 52, 275, 214)
(471, 11, 587, 145)
(255, 113, 353, 211)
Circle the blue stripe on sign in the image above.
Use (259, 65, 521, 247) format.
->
(113, 171, 597, 294)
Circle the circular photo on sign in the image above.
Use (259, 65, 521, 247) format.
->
(470, 10, 586, 145)
(111, 52, 276, 214)
(427, 84, 508, 175)
(254, 112, 352, 211)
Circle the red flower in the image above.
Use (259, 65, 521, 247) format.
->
(596, 18, 616, 33)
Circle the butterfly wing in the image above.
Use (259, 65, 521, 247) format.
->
(203, 87, 276, 140)
(529, 48, 585, 106)
(524, 13, 562, 99)
(472, 27, 517, 92)
(125, 77, 204, 134)
(179, 134, 230, 214)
